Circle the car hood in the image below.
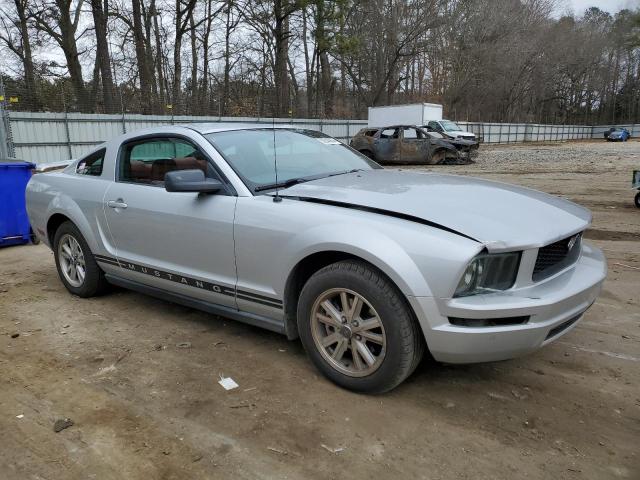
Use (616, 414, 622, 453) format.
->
(448, 138, 476, 146)
(280, 169, 591, 252)
(431, 139, 459, 151)
(447, 130, 475, 137)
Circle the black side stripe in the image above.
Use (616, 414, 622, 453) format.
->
(93, 255, 283, 308)
(94, 255, 121, 267)
(236, 294, 283, 308)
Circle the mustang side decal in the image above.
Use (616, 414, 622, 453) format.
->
(93, 254, 283, 309)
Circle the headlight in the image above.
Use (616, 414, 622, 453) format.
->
(454, 252, 521, 297)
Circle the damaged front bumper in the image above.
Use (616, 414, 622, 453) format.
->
(408, 242, 607, 363)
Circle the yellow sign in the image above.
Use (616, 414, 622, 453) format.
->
(0, 95, 4, 101)
(166, 104, 173, 110)
(9, 96, 18, 103)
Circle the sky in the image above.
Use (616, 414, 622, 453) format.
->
(557, 0, 640, 16)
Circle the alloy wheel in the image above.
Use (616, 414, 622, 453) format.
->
(310, 288, 387, 377)
(58, 234, 86, 288)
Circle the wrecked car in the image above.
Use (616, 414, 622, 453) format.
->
(26, 124, 606, 393)
(604, 127, 630, 142)
(423, 120, 477, 142)
(422, 128, 479, 159)
(350, 125, 462, 164)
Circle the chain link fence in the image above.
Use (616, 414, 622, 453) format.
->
(1, 76, 639, 164)
(3, 111, 639, 164)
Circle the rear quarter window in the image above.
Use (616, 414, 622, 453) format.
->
(356, 128, 377, 137)
(76, 149, 105, 176)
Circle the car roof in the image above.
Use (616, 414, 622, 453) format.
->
(365, 125, 421, 130)
(183, 122, 297, 134)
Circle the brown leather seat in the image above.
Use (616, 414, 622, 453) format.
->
(150, 159, 177, 182)
(173, 157, 207, 175)
(129, 160, 152, 182)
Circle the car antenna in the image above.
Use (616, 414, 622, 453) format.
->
(272, 116, 282, 203)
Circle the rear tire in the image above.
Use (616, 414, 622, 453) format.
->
(297, 260, 424, 393)
(635, 192, 640, 209)
(30, 228, 40, 245)
(432, 149, 447, 164)
(53, 221, 109, 297)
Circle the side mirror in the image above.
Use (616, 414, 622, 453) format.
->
(165, 169, 222, 193)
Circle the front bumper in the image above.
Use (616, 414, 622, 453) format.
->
(408, 242, 606, 363)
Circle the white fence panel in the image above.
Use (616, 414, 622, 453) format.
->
(5, 111, 638, 163)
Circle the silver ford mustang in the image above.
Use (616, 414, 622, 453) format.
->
(26, 124, 607, 393)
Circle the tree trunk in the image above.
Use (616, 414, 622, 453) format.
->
(151, 0, 166, 107)
(173, 0, 197, 114)
(221, 0, 233, 116)
(56, 0, 89, 110)
(302, 7, 313, 117)
(132, 0, 152, 113)
(143, 0, 159, 107)
(189, 14, 198, 114)
(14, 0, 40, 110)
(273, 0, 289, 117)
(90, 0, 117, 113)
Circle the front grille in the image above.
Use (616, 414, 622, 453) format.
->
(533, 233, 582, 281)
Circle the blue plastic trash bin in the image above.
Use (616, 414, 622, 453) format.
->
(0, 160, 36, 247)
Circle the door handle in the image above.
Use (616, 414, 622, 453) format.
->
(107, 199, 128, 209)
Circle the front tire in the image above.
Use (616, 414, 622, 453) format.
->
(297, 260, 424, 393)
(53, 221, 108, 297)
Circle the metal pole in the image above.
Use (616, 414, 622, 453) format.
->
(0, 107, 8, 159)
(119, 84, 127, 134)
(0, 76, 15, 158)
(0, 95, 8, 159)
(62, 94, 73, 159)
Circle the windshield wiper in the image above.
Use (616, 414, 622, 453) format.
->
(254, 177, 311, 192)
(325, 168, 363, 178)
(255, 169, 363, 193)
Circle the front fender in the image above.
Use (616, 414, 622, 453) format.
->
(280, 222, 434, 298)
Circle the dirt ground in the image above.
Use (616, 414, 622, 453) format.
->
(1, 140, 639, 480)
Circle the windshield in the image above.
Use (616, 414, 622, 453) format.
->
(424, 130, 444, 139)
(440, 120, 462, 132)
(206, 129, 379, 192)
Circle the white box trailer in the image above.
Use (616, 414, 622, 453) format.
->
(367, 103, 443, 127)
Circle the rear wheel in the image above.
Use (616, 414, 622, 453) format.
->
(635, 191, 640, 209)
(432, 149, 447, 164)
(53, 221, 108, 297)
(30, 228, 40, 245)
(297, 260, 424, 393)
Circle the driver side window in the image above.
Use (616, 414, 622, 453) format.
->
(403, 127, 422, 139)
(119, 138, 211, 186)
(380, 128, 399, 139)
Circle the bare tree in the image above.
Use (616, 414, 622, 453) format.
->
(0, 0, 637, 124)
(0, 0, 41, 109)
(29, 0, 90, 109)
(90, 0, 117, 112)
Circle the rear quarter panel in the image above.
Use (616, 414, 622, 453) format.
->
(26, 171, 113, 254)
(350, 134, 374, 153)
